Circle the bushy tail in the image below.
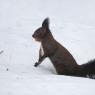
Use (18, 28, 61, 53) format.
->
(79, 59, 95, 79)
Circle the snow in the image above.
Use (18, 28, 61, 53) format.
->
(0, 0, 95, 95)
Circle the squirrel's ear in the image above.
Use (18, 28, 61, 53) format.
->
(42, 18, 49, 29)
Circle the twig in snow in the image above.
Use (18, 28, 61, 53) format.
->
(0, 50, 4, 54)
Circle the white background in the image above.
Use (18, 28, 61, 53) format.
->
(0, 0, 95, 95)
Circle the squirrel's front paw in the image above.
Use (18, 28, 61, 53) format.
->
(34, 62, 39, 67)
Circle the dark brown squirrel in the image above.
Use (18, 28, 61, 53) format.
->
(32, 18, 95, 79)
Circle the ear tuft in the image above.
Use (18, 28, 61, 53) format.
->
(42, 18, 49, 29)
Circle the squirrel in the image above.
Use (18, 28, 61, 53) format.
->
(32, 18, 95, 79)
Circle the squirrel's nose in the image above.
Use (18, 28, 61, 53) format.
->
(32, 34, 34, 38)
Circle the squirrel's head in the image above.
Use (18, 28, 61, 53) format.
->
(32, 18, 50, 42)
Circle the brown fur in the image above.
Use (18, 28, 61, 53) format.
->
(32, 18, 95, 79)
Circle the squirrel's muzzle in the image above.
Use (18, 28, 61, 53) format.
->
(32, 34, 35, 38)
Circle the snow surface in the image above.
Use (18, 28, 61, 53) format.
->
(0, 0, 95, 95)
